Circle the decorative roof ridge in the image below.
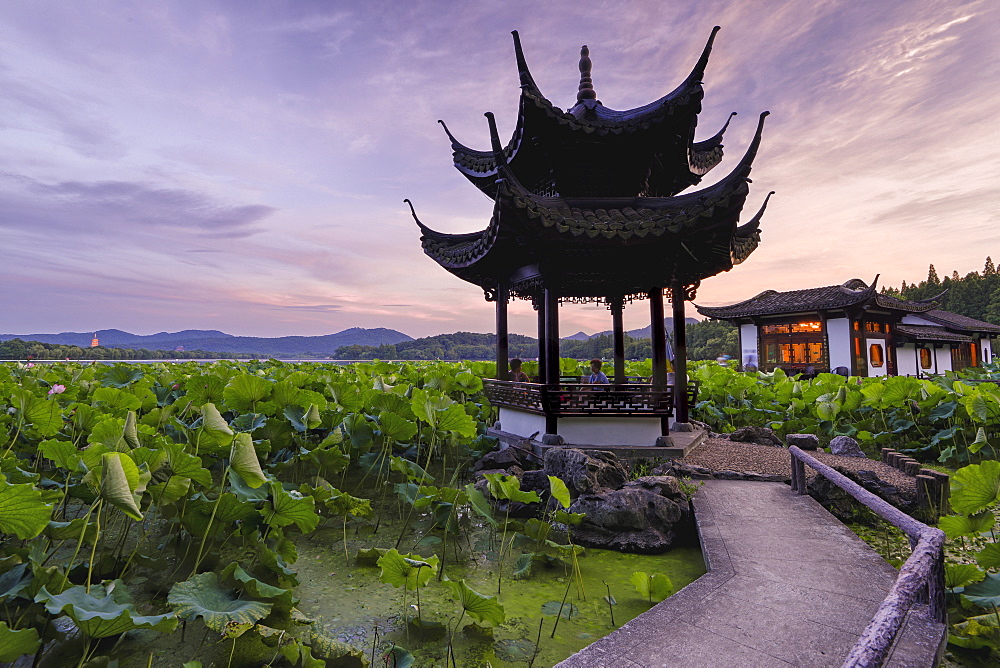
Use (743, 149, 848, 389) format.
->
(436, 119, 490, 156)
(735, 190, 774, 237)
(405, 198, 486, 242)
(693, 111, 736, 151)
(511, 31, 542, 96)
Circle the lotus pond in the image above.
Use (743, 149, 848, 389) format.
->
(0, 360, 703, 667)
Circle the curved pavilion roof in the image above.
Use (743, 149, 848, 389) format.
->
(412, 111, 771, 300)
(439, 27, 733, 200)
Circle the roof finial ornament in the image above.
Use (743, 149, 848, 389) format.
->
(577, 45, 597, 102)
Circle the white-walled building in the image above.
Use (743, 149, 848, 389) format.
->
(697, 278, 998, 377)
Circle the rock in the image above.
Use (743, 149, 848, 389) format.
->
(786, 433, 819, 450)
(542, 448, 628, 497)
(569, 486, 690, 553)
(473, 446, 535, 472)
(728, 426, 783, 446)
(624, 475, 684, 500)
(829, 436, 866, 458)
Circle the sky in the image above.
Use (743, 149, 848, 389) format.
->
(1, 0, 997, 339)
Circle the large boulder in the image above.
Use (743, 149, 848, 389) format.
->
(728, 426, 783, 447)
(542, 448, 628, 497)
(829, 436, 866, 458)
(568, 476, 690, 553)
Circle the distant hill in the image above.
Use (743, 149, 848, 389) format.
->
(0, 327, 413, 358)
(576, 317, 700, 340)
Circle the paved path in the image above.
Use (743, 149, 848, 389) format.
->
(558, 480, 945, 667)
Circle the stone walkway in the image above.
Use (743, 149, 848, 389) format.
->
(557, 480, 945, 667)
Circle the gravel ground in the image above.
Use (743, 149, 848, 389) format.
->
(683, 437, 917, 496)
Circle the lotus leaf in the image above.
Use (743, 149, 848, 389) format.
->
(44, 518, 98, 545)
(377, 549, 438, 590)
(970, 427, 991, 454)
(99, 365, 144, 388)
(230, 433, 267, 488)
(951, 461, 1000, 516)
(379, 411, 418, 442)
(464, 484, 498, 527)
(548, 475, 571, 509)
(308, 628, 371, 665)
(939, 511, 995, 539)
(87, 418, 128, 451)
(0, 563, 30, 601)
(631, 571, 673, 603)
(0, 478, 54, 539)
(512, 553, 533, 579)
(37, 580, 177, 638)
(99, 453, 143, 521)
(200, 403, 233, 437)
(223, 374, 273, 412)
(484, 473, 541, 504)
(264, 482, 319, 533)
(10, 388, 63, 437)
(445, 578, 505, 626)
(168, 572, 272, 632)
(0, 622, 41, 662)
(122, 411, 141, 449)
(391, 456, 433, 483)
(963, 572, 1000, 608)
(220, 562, 294, 606)
(945, 563, 984, 589)
(38, 439, 81, 471)
(163, 442, 212, 488)
(976, 543, 1000, 571)
(541, 600, 578, 619)
(91, 387, 142, 414)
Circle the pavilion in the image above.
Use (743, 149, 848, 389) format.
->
(408, 28, 772, 446)
(696, 278, 998, 377)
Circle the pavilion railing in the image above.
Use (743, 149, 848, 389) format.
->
(482, 379, 699, 417)
(788, 446, 946, 668)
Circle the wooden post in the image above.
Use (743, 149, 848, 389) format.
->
(544, 288, 560, 435)
(649, 288, 667, 386)
(671, 280, 690, 424)
(536, 297, 547, 384)
(611, 296, 626, 386)
(495, 284, 509, 381)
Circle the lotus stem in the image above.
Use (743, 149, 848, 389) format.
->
(191, 463, 232, 577)
(551, 574, 574, 638)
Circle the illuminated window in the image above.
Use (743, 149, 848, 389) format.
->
(970, 342, 978, 367)
(853, 321, 860, 331)
(919, 347, 932, 369)
(865, 322, 885, 333)
(869, 343, 884, 367)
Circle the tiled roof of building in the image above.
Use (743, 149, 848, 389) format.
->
(894, 325, 972, 343)
(696, 279, 938, 319)
(919, 310, 1000, 334)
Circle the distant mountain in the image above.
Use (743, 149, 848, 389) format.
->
(0, 327, 413, 358)
(567, 317, 700, 341)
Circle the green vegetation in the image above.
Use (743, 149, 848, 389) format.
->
(692, 361, 1000, 465)
(884, 256, 1000, 325)
(0, 338, 240, 360)
(0, 359, 696, 666)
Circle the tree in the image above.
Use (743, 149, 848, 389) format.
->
(927, 264, 940, 285)
(985, 256, 996, 276)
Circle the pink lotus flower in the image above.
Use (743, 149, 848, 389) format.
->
(48, 384, 66, 395)
(26, 362, 34, 368)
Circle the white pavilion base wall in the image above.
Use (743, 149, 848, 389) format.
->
(498, 408, 664, 446)
(826, 318, 852, 372)
(556, 417, 664, 446)
(498, 408, 547, 440)
(896, 344, 919, 377)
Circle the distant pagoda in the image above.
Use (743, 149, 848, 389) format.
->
(408, 28, 772, 445)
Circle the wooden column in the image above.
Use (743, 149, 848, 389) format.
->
(649, 288, 667, 387)
(536, 297, 547, 384)
(544, 288, 560, 435)
(544, 288, 560, 386)
(495, 284, 509, 381)
(611, 296, 626, 386)
(671, 280, 690, 424)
